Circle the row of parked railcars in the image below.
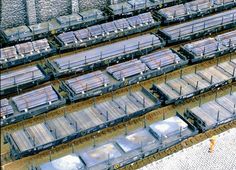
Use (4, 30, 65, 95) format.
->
(3, 57, 235, 158)
(159, 9, 236, 43)
(0, 39, 56, 69)
(1, 0, 235, 44)
(0, 0, 193, 43)
(1, 9, 235, 70)
(153, 59, 236, 104)
(47, 33, 165, 77)
(1, 30, 235, 98)
(0, 85, 66, 126)
(1, 30, 235, 126)
(180, 30, 236, 63)
(55, 12, 159, 51)
(0, 65, 49, 95)
(1, 9, 106, 43)
(1, 2, 236, 168)
(31, 91, 235, 170)
(6, 87, 160, 159)
(156, 0, 236, 24)
(60, 48, 187, 102)
(36, 113, 198, 170)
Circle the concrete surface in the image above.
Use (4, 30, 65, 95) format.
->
(140, 128, 236, 170)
